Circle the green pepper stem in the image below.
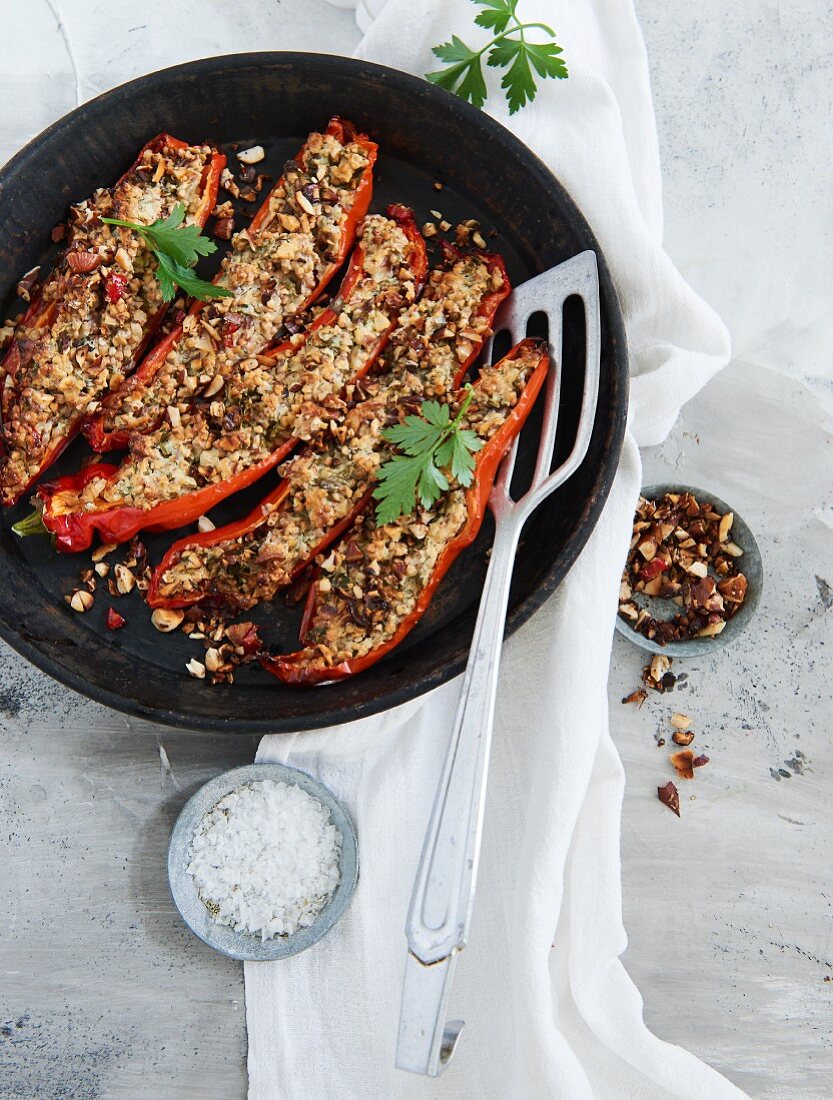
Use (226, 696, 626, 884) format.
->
(12, 508, 48, 538)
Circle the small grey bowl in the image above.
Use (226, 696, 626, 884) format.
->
(168, 763, 359, 961)
(614, 483, 763, 657)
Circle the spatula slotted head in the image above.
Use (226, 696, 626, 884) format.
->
(487, 251, 602, 516)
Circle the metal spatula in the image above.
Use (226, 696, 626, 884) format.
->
(395, 250, 602, 1077)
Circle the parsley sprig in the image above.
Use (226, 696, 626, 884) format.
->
(427, 0, 568, 115)
(373, 387, 484, 525)
(101, 203, 232, 303)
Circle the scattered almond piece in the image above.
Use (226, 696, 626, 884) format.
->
(186, 659, 206, 680)
(642, 655, 677, 693)
(204, 647, 224, 672)
(651, 654, 671, 681)
(70, 590, 93, 613)
(214, 216, 234, 240)
(237, 145, 265, 165)
(113, 564, 135, 595)
(622, 689, 648, 707)
(670, 713, 692, 731)
(657, 781, 680, 817)
(696, 620, 726, 638)
(91, 542, 118, 563)
(151, 608, 184, 633)
(670, 749, 695, 780)
(672, 730, 695, 746)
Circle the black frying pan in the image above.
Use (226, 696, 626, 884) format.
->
(0, 53, 628, 733)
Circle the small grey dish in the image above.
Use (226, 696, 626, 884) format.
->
(614, 483, 763, 657)
(168, 763, 358, 961)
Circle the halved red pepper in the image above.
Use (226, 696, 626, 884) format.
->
(262, 339, 549, 685)
(37, 205, 425, 553)
(438, 243, 510, 390)
(146, 247, 510, 612)
(0, 134, 225, 507)
(145, 474, 369, 611)
(83, 118, 378, 452)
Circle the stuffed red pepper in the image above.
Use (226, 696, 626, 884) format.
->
(83, 118, 377, 452)
(0, 134, 224, 505)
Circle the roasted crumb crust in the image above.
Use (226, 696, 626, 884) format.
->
(0, 138, 216, 503)
(88, 128, 373, 445)
(285, 342, 543, 668)
(154, 250, 506, 609)
(48, 211, 417, 519)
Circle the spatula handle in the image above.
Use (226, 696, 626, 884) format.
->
(396, 517, 521, 1075)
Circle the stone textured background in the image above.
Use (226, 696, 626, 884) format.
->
(1, 1, 831, 1097)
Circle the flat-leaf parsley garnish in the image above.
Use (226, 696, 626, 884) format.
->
(427, 0, 568, 115)
(102, 203, 232, 303)
(373, 386, 484, 525)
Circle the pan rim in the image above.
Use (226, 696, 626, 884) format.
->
(0, 51, 628, 733)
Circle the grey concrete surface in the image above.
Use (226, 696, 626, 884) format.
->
(1, 1, 831, 1096)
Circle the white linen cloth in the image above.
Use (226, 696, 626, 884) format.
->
(246, 2, 740, 1097)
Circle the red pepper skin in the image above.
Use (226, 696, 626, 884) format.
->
(262, 339, 549, 685)
(639, 558, 668, 581)
(40, 205, 423, 554)
(106, 608, 126, 630)
(83, 118, 378, 452)
(146, 481, 291, 609)
(0, 134, 225, 507)
(146, 479, 376, 611)
(225, 620, 261, 655)
(38, 459, 290, 553)
(105, 272, 129, 304)
(146, 244, 506, 611)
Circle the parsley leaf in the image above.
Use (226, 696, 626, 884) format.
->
(473, 0, 515, 34)
(426, 36, 488, 109)
(426, 0, 568, 115)
(524, 40, 568, 81)
(373, 386, 484, 525)
(488, 38, 536, 113)
(153, 251, 228, 304)
(101, 203, 232, 303)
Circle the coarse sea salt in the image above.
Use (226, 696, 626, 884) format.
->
(187, 779, 342, 941)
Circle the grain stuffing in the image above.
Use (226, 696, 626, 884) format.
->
(85, 120, 376, 450)
(39, 208, 423, 542)
(0, 135, 221, 505)
(149, 249, 509, 610)
(264, 340, 547, 681)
